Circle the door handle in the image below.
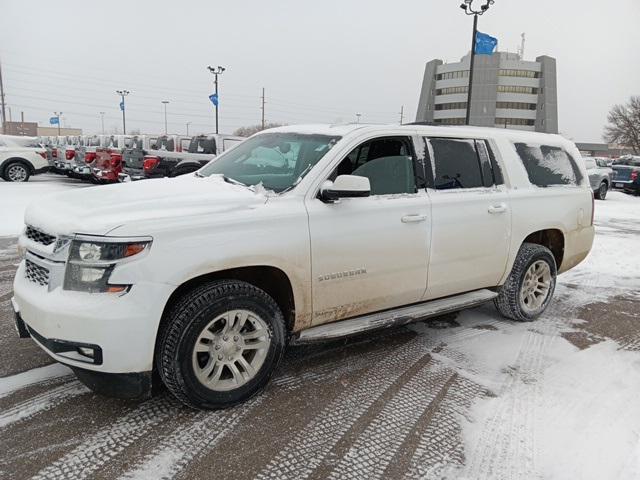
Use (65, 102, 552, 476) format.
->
(401, 214, 428, 223)
(488, 203, 507, 214)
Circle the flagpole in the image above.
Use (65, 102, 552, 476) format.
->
(460, 0, 495, 126)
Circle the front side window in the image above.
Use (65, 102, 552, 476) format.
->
(427, 138, 489, 190)
(331, 136, 416, 195)
(200, 132, 340, 192)
(514, 143, 583, 186)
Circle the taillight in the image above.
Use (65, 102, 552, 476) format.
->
(65, 149, 75, 160)
(143, 156, 160, 171)
(632, 171, 638, 182)
(110, 153, 122, 167)
(85, 151, 97, 163)
(38, 151, 47, 159)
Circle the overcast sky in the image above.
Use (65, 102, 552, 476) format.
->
(1, 0, 638, 140)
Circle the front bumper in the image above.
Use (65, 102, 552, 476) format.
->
(12, 261, 174, 374)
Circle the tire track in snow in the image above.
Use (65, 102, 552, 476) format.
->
(31, 396, 179, 480)
(325, 363, 455, 480)
(118, 333, 420, 480)
(459, 320, 557, 479)
(0, 381, 88, 428)
(254, 334, 442, 480)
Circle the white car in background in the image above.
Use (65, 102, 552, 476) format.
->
(0, 135, 49, 182)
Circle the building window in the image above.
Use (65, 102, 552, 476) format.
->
(436, 70, 470, 81)
(435, 86, 469, 95)
(495, 102, 537, 110)
(434, 102, 468, 111)
(495, 118, 535, 126)
(433, 118, 466, 125)
(498, 69, 540, 78)
(497, 85, 539, 95)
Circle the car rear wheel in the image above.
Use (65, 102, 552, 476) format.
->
(595, 181, 608, 200)
(3, 161, 30, 182)
(494, 243, 557, 322)
(157, 280, 286, 409)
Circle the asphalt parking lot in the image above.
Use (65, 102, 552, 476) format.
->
(0, 190, 639, 479)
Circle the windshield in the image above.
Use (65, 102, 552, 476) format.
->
(199, 132, 340, 192)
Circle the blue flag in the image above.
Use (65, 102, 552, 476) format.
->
(209, 93, 219, 107)
(119, 100, 125, 111)
(49, 116, 59, 125)
(475, 32, 498, 55)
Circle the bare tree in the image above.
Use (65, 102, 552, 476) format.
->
(233, 122, 286, 137)
(603, 96, 640, 154)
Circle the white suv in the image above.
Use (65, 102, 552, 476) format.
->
(12, 124, 595, 409)
(0, 135, 49, 182)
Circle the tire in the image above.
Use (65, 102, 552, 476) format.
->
(3, 161, 31, 182)
(595, 181, 608, 200)
(494, 243, 557, 322)
(157, 280, 286, 409)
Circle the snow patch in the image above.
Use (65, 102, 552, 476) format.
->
(0, 363, 72, 399)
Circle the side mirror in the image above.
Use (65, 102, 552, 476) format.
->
(320, 174, 371, 202)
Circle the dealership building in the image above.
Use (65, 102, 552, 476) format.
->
(415, 51, 558, 133)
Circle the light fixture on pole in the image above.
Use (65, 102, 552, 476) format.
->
(207, 65, 226, 134)
(459, 0, 495, 125)
(161, 100, 169, 134)
(116, 90, 130, 134)
(355, 113, 362, 124)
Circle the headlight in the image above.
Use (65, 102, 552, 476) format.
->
(63, 237, 151, 293)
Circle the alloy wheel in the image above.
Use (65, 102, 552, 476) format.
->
(519, 260, 552, 312)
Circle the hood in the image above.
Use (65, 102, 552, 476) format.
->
(25, 175, 268, 236)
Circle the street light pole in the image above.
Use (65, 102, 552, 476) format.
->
(355, 113, 362, 124)
(161, 100, 169, 134)
(54, 111, 62, 135)
(99, 112, 105, 134)
(116, 89, 130, 134)
(207, 65, 226, 134)
(186, 122, 192, 135)
(460, 0, 495, 126)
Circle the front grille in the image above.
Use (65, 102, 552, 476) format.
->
(25, 259, 50, 286)
(25, 225, 56, 246)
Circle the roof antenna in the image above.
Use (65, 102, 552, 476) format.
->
(517, 32, 526, 59)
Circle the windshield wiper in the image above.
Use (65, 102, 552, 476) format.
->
(280, 164, 314, 194)
(194, 171, 204, 177)
(222, 175, 249, 187)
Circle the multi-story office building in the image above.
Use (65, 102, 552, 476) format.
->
(415, 51, 558, 133)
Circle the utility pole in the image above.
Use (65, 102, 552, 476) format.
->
(261, 87, 266, 130)
(460, 0, 495, 126)
(186, 122, 192, 135)
(54, 111, 62, 135)
(116, 89, 130, 134)
(99, 112, 105, 134)
(0, 59, 6, 134)
(207, 65, 226, 134)
(20, 111, 24, 135)
(399, 105, 404, 125)
(161, 100, 169, 134)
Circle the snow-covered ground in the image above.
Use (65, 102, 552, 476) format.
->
(0, 174, 88, 237)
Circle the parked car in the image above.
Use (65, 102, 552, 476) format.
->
(142, 134, 244, 179)
(71, 135, 104, 181)
(583, 156, 612, 200)
(0, 135, 49, 182)
(611, 155, 640, 195)
(53, 136, 80, 174)
(51, 136, 69, 173)
(13, 124, 595, 409)
(118, 135, 159, 181)
(91, 135, 135, 183)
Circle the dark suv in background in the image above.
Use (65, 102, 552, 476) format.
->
(611, 155, 640, 195)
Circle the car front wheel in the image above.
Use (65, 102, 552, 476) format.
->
(157, 280, 286, 409)
(595, 181, 608, 200)
(3, 161, 30, 182)
(494, 243, 557, 322)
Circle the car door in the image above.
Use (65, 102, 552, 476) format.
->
(423, 137, 511, 300)
(306, 135, 431, 326)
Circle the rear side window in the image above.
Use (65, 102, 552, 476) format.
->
(514, 143, 583, 186)
(428, 138, 484, 189)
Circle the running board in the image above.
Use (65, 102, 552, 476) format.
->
(292, 289, 498, 345)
